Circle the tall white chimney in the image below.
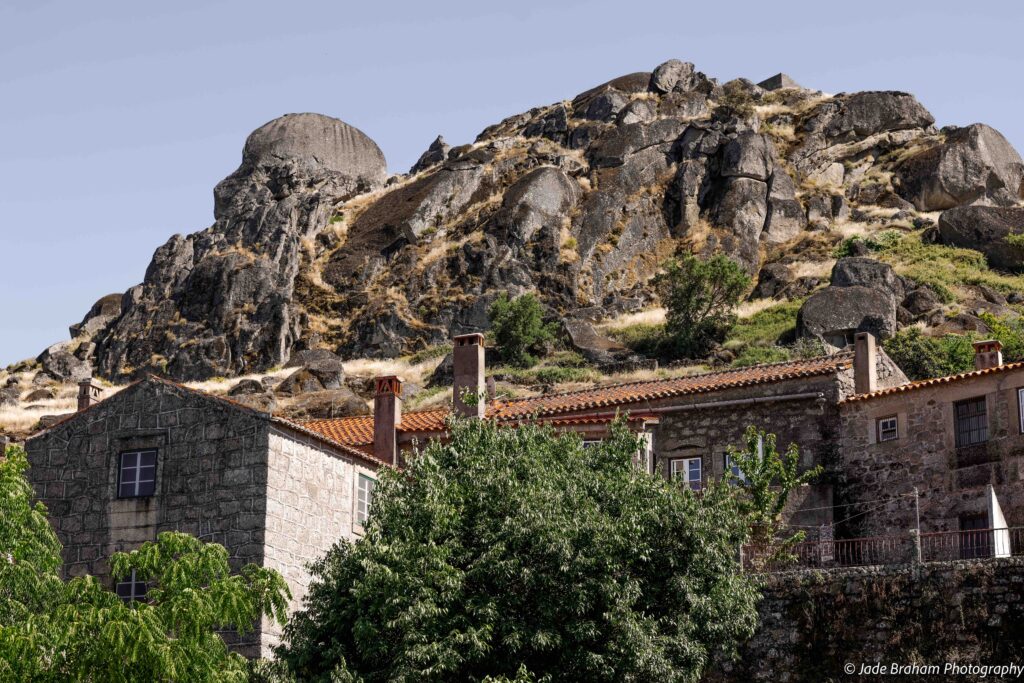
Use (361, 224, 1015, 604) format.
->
(854, 332, 877, 395)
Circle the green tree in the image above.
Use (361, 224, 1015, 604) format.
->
(725, 426, 821, 568)
(488, 292, 557, 368)
(278, 419, 759, 683)
(654, 254, 751, 359)
(882, 327, 975, 381)
(0, 444, 290, 682)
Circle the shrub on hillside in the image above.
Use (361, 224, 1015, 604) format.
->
(654, 254, 751, 359)
(882, 327, 975, 381)
(488, 293, 558, 368)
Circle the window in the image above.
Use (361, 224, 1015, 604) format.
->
(954, 397, 989, 448)
(356, 474, 376, 526)
(118, 450, 157, 498)
(877, 415, 899, 442)
(115, 569, 147, 604)
(1018, 388, 1024, 434)
(581, 440, 602, 449)
(670, 457, 702, 491)
(724, 453, 748, 484)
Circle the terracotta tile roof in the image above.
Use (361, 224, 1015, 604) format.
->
(301, 353, 853, 445)
(840, 361, 1024, 404)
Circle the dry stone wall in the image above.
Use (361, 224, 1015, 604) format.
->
(705, 558, 1024, 683)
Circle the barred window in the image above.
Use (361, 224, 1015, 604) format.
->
(954, 397, 988, 448)
(118, 450, 157, 498)
(877, 415, 899, 442)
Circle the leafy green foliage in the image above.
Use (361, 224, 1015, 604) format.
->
(278, 419, 759, 683)
(604, 322, 664, 356)
(978, 313, 1024, 363)
(882, 327, 976, 381)
(0, 444, 291, 682)
(878, 231, 1024, 303)
(654, 255, 751, 359)
(488, 293, 558, 368)
(832, 229, 902, 258)
(725, 426, 821, 566)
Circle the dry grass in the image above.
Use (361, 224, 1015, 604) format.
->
(343, 354, 445, 386)
(598, 307, 666, 331)
(790, 259, 836, 279)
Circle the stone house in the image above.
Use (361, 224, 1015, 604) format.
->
(25, 376, 385, 657)
(25, 331, 911, 655)
(308, 333, 907, 530)
(838, 339, 1024, 540)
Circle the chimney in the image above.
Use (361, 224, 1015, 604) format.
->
(373, 376, 402, 465)
(77, 378, 103, 412)
(853, 332, 877, 395)
(453, 333, 486, 418)
(973, 339, 1003, 370)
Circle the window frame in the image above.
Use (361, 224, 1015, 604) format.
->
(670, 457, 702, 491)
(117, 449, 158, 499)
(115, 569, 148, 604)
(355, 473, 376, 526)
(1018, 388, 1024, 435)
(724, 452, 748, 484)
(876, 415, 899, 443)
(954, 396, 989, 449)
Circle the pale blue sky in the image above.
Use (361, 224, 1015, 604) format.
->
(2, 0, 1022, 365)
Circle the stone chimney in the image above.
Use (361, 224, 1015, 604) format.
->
(453, 333, 486, 418)
(77, 378, 103, 412)
(373, 376, 402, 465)
(853, 332, 877, 395)
(973, 339, 1003, 370)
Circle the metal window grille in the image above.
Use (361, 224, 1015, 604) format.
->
(877, 416, 898, 442)
(954, 397, 988, 448)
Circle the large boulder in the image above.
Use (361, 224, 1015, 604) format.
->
(937, 205, 1024, 271)
(281, 388, 369, 420)
(720, 132, 774, 181)
(797, 285, 897, 345)
(822, 91, 934, 142)
(275, 359, 346, 396)
(492, 167, 581, 246)
(69, 293, 122, 338)
(895, 124, 1024, 210)
(409, 135, 451, 174)
(562, 319, 629, 364)
(762, 170, 806, 243)
(36, 342, 91, 382)
(233, 112, 386, 185)
(829, 257, 907, 303)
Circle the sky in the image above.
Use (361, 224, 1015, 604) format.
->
(2, 0, 1023, 366)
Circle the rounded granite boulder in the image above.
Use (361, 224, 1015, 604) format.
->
(240, 112, 387, 185)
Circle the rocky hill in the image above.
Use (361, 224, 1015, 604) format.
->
(12, 59, 1024, 395)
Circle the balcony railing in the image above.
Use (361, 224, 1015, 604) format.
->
(743, 527, 1024, 573)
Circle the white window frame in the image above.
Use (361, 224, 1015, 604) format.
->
(724, 452, 748, 484)
(670, 457, 702, 491)
(115, 569, 147, 604)
(356, 474, 376, 526)
(581, 439, 602, 449)
(1018, 388, 1024, 434)
(118, 450, 157, 498)
(877, 415, 899, 442)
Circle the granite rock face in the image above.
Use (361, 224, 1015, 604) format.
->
(48, 61, 1024, 379)
(937, 205, 1024, 270)
(92, 113, 386, 380)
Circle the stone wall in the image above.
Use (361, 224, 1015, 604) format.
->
(838, 367, 1024, 537)
(261, 426, 377, 653)
(25, 378, 273, 653)
(654, 375, 842, 527)
(705, 558, 1024, 683)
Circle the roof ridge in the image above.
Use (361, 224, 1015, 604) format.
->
(841, 360, 1024, 403)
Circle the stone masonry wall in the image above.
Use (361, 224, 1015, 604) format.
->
(838, 367, 1024, 537)
(654, 375, 842, 527)
(261, 427, 378, 654)
(705, 558, 1024, 683)
(25, 379, 272, 654)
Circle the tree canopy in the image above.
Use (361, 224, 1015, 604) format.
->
(487, 292, 558, 368)
(0, 444, 290, 682)
(277, 419, 759, 683)
(653, 254, 750, 359)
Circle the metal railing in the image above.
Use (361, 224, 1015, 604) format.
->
(743, 527, 1024, 573)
